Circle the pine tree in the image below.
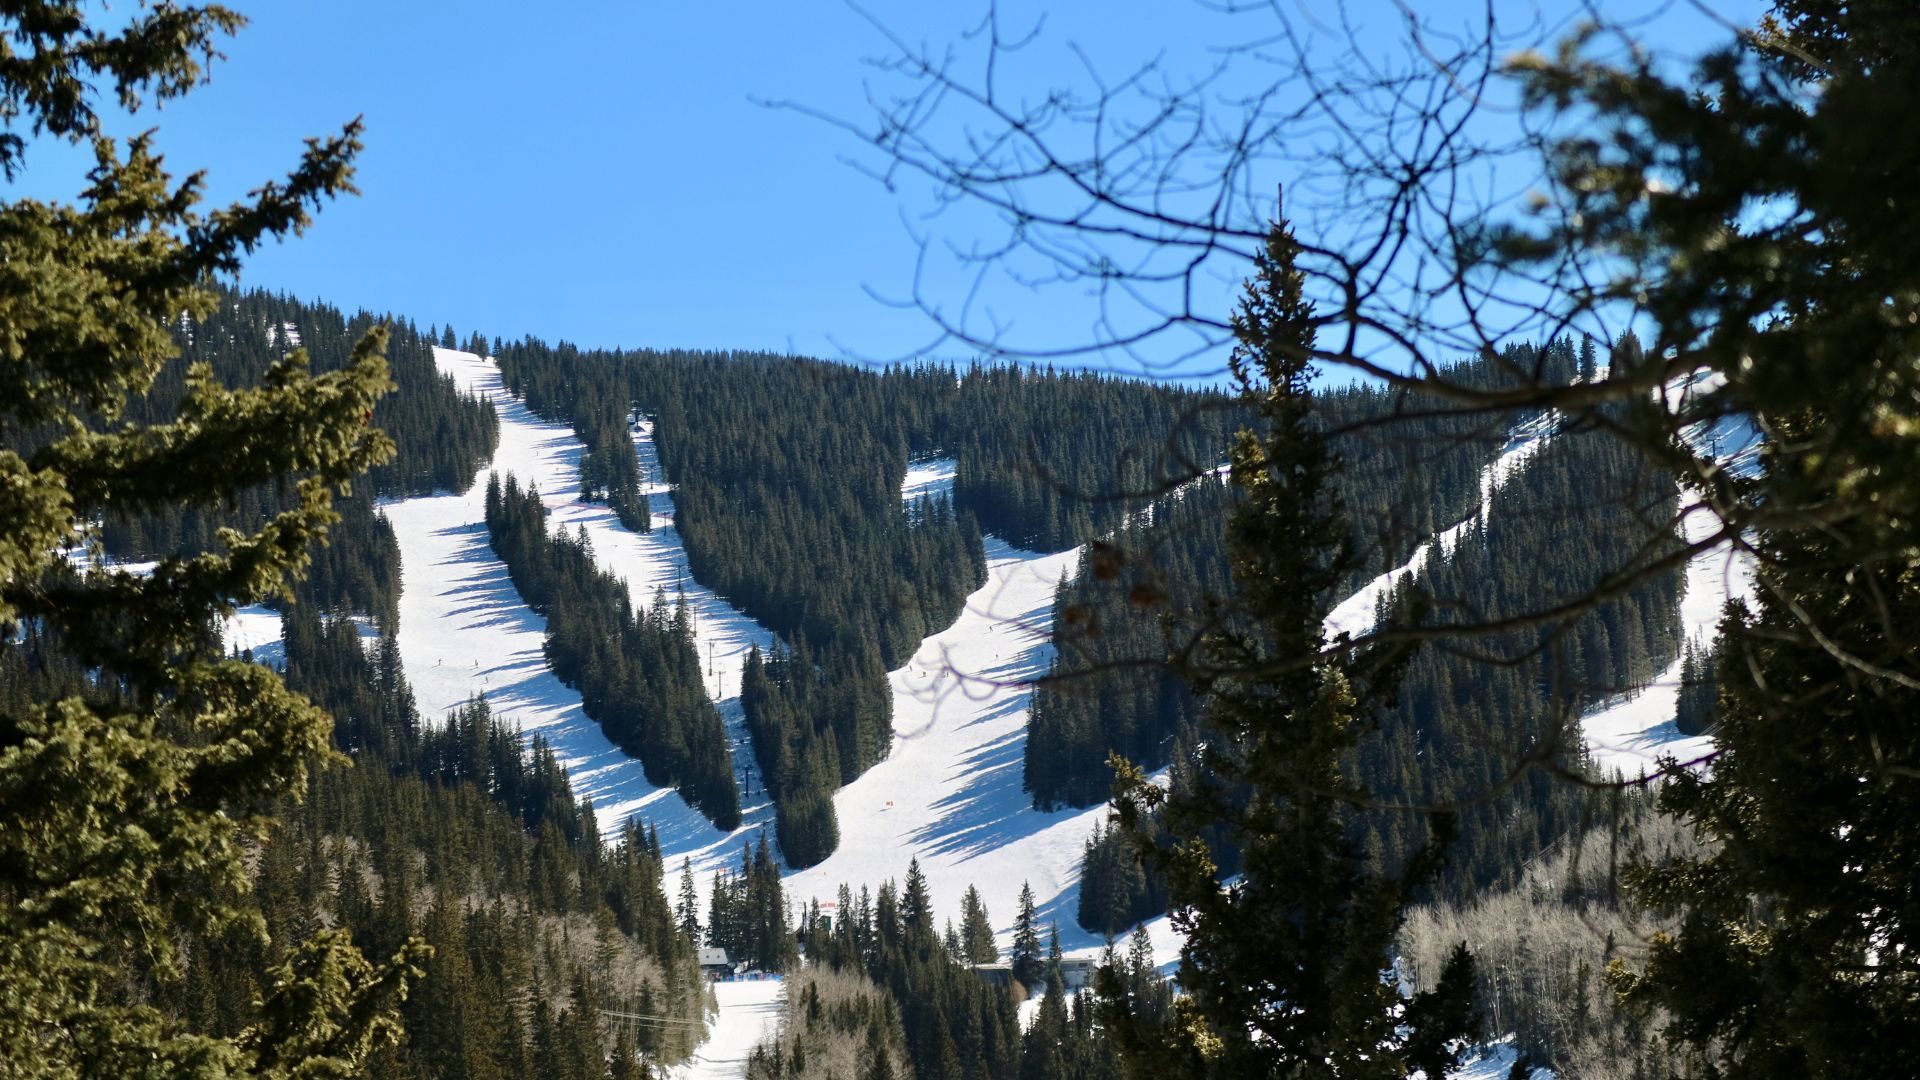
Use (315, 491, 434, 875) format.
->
(0, 5, 427, 1074)
(1011, 882, 1043, 988)
(1109, 215, 1476, 1076)
(960, 885, 998, 965)
(902, 857, 933, 943)
(677, 857, 703, 941)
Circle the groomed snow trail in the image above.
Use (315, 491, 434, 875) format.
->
(1323, 410, 1555, 642)
(669, 980, 785, 1080)
(782, 523, 1093, 947)
(781, 458, 1189, 969)
(1578, 382, 1762, 777)
(1578, 487, 1755, 776)
(381, 347, 774, 866)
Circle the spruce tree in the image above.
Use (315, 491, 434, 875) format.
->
(0, 5, 427, 1075)
(1011, 882, 1043, 987)
(677, 858, 702, 941)
(960, 885, 998, 965)
(1109, 216, 1476, 1076)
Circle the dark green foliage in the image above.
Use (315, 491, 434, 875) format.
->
(1076, 821, 1165, 938)
(1010, 883, 1043, 990)
(1058, 341, 1687, 930)
(1613, 424, 1920, 1074)
(491, 338, 651, 532)
(1674, 639, 1718, 737)
(940, 364, 1250, 552)
(783, 863, 1170, 1080)
(1109, 218, 1477, 1075)
(706, 833, 799, 973)
(742, 641, 863, 868)
(803, 867, 1030, 1080)
(1473, 0, 1920, 1068)
(1026, 480, 1233, 810)
(98, 287, 499, 617)
(1029, 342, 1589, 814)
(485, 471, 740, 829)
(959, 886, 998, 966)
(228, 612, 711, 1077)
(0, 5, 437, 1070)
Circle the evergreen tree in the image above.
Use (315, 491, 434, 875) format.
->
(960, 885, 998, 965)
(0, 6, 428, 1074)
(1011, 882, 1043, 988)
(1110, 216, 1475, 1075)
(677, 857, 703, 941)
(1479, 4, 1920, 1073)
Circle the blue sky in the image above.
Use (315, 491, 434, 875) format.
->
(12, 1, 1762, 372)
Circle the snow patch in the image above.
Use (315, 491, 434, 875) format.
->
(220, 604, 285, 665)
(902, 458, 957, 505)
(1444, 1037, 1554, 1079)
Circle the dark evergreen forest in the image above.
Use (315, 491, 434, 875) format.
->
(484, 471, 741, 829)
(91, 288, 499, 632)
(1064, 340, 1689, 932)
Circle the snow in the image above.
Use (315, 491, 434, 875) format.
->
(220, 604, 285, 665)
(1579, 378, 1762, 778)
(751, 454, 1175, 965)
(901, 458, 957, 504)
(781, 530, 1096, 946)
(1017, 990, 1046, 1031)
(380, 347, 772, 867)
(263, 321, 302, 350)
(1444, 1037, 1554, 1079)
(669, 979, 785, 1080)
(1323, 411, 1555, 641)
(366, 348, 1767, 1021)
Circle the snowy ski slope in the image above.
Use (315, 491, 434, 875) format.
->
(1578, 486, 1756, 775)
(356, 351, 1763, 1034)
(668, 980, 784, 1080)
(1578, 377, 1763, 776)
(1323, 410, 1556, 641)
(381, 347, 775, 870)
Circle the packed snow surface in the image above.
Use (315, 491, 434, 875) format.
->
(381, 348, 774, 869)
(670, 979, 785, 1080)
(1323, 410, 1555, 641)
(901, 458, 957, 505)
(1579, 488, 1755, 776)
(220, 604, 285, 665)
(782, 527, 1126, 952)
(1579, 375, 1762, 776)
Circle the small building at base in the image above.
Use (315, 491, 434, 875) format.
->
(698, 947, 734, 978)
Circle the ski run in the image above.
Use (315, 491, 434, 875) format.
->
(195, 350, 1762, 1074)
(668, 980, 785, 1080)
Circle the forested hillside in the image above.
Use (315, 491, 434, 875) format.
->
(1030, 344, 1570, 813)
(93, 287, 499, 631)
(1064, 338, 1688, 934)
(267, 612, 713, 1078)
(486, 471, 741, 829)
